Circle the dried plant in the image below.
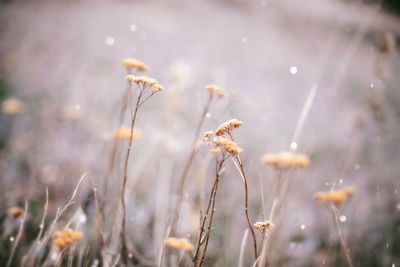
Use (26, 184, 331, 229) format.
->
(164, 237, 194, 253)
(102, 58, 149, 206)
(52, 229, 83, 250)
(118, 74, 163, 265)
(258, 151, 310, 266)
(314, 187, 356, 267)
(192, 118, 259, 266)
(169, 84, 226, 237)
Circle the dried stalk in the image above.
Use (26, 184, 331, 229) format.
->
(7, 201, 28, 267)
(192, 154, 226, 266)
(198, 156, 226, 267)
(119, 81, 159, 266)
(232, 156, 258, 260)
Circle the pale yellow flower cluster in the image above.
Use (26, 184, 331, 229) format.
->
(313, 187, 355, 205)
(205, 84, 226, 97)
(262, 152, 310, 169)
(215, 119, 242, 136)
(122, 58, 149, 72)
(113, 126, 142, 140)
(164, 237, 194, 252)
(214, 138, 243, 155)
(125, 75, 164, 92)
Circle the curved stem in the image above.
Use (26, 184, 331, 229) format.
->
(198, 158, 225, 267)
(234, 156, 258, 260)
(119, 89, 154, 266)
(193, 159, 220, 263)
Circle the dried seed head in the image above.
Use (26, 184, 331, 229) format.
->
(7, 207, 25, 218)
(202, 131, 214, 142)
(153, 83, 164, 92)
(214, 119, 242, 136)
(209, 148, 221, 154)
(313, 187, 355, 205)
(125, 74, 135, 82)
(2, 97, 24, 115)
(215, 138, 243, 155)
(133, 76, 158, 86)
(125, 75, 158, 87)
(122, 58, 149, 72)
(262, 152, 310, 169)
(164, 237, 194, 252)
(254, 220, 275, 232)
(205, 84, 226, 97)
(53, 229, 83, 250)
(113, 126, 142, 140)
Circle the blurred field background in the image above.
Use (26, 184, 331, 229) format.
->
(0, 0, 400, 266)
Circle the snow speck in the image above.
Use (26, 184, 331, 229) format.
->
(339, 215, 347, 222)
(290, 66, 298, 74)
(300, 224, 306, 230)
(290, 142, 298, 150)
(242, 37, 248, 44)
(130, 24, 138, 32)
(105, 36, 115, 46)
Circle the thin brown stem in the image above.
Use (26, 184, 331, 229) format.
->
(198, 157, 225, 267)
(120, 89, 142, 264)
(260, 169, 285, 267)
(7, 201, 28, 267)
(118, 83, 157, 266)
(193, 157, 224, 264)
(233, 156, 258, 260)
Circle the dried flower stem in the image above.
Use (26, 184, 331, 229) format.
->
(331, 205, 354, 267)
(198, 156, 226, 267)
(119, 82, 158, 266)
(259, 169, 286, 267)
(33, 173, 86, 266)
(120, 86, 143, 263)
(232, 156, 258, 260)
(7, 201, 28, 267)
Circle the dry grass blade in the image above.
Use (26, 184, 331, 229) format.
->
(7, 201, 28, 267)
